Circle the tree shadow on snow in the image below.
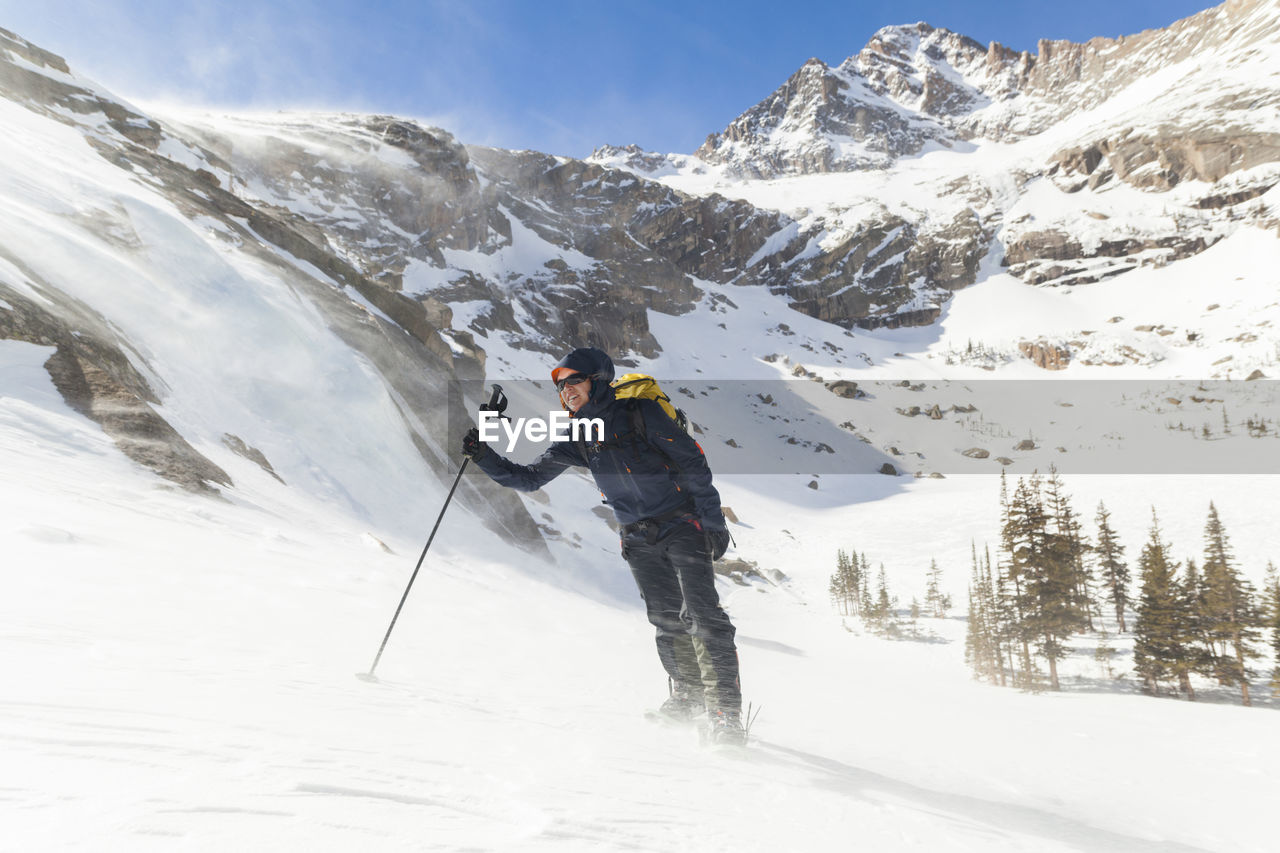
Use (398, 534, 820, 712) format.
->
(1055, 672, 1279, 710)
(748, 740, 1214, 853)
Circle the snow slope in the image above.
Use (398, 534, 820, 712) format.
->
(4, 16, 1280, 853)
(6, 345, 1280, 851)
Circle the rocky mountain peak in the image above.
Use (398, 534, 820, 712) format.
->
(0, 27, 70, 74)
(693, 47, 944, 178)
(692, 0, 1279, 179)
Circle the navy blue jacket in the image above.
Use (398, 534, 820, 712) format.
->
(473, 379, 726, 530)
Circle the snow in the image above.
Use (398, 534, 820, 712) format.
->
(4, 22, 1280, 853)
(5, 400, 1280, 850)
(440, 205, 598, 284)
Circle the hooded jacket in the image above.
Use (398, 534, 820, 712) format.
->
(471, 347, 727, 530)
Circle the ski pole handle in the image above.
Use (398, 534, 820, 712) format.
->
(480, 383, 508, 419)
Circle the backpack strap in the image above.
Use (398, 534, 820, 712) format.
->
(629, 399, 683, 474)
(573, 399, 681, 473)
(573, 399, 644, 463)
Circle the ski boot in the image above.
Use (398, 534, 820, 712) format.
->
(652, 680, 704, 725)
(705, 708, 747, 747)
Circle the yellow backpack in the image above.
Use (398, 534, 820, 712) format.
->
(612, 373, 690, 433)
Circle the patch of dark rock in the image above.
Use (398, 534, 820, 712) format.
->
(590, 505, 619, 532)
(826, 380, 859, 398)
(1019, 340, 1071, 370)
(715, 557, 788, 587)
(222, 434, 285, 484)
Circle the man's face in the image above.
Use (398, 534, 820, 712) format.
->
(557, 373, 591, 412)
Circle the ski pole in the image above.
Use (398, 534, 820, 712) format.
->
(359, 383, 508, 681)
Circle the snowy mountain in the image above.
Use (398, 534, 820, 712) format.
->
(595, 0, 1280, 329)
(3, 7, 1280, 851)
(690, 0, 1280, 178)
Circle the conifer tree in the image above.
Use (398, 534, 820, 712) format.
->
(858, 552, 874, 621)
(1173, 558, 1211, 700)
(1132, 510, 1190, 696)
(984, 545, 1010, 686)
(830, 550, 853, 616)
(965, 542, 1002, 683)
(925, 559, 951, 617)
(1200, 503, 1262, 706)
(1094, 501, 1131, 632)
(1009, 474, 1085, 690)
(965, 580, 984, 677)
(1262, 561, 1280, 696)
(999, 472, 1036, 686)
(829, 548, 862, 617)
(1045, 468, 1095, 631)
(848, 549, 864, 616)
(874, 564, 894, 632)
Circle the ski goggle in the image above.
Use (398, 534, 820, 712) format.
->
(556, 373, 590, 392)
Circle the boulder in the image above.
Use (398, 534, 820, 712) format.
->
(827, 380, 859, 398)
(1019, 340, 1071, 370)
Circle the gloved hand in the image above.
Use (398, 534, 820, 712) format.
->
(705, 524, 731, 561)
(461, 427, 488, 461)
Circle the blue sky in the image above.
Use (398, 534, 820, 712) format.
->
(2, 0, 1217, 157)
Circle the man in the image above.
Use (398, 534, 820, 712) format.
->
(461, 347, 744, 744)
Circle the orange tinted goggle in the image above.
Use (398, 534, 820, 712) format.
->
(555, 373, 590, 392)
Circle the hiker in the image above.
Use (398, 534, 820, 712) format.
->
(461, 347, 744, 744)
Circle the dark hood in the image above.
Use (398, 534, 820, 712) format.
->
(552, 347, 616, 413)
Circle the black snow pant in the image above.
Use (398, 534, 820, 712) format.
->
(621, 520, 741, 713)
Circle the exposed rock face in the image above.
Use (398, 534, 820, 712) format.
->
(171, 110, 809, 357)
(0, 30, 548, 555)
(679, 1, 1280, 298)
(695, 58, 945, 177)
(1019, 340, 1072, 370)
(738, 199, 992, 330)
(222, 434, 284, 484)
(697, 1, 1280, 178)
(1050, 133, 1280, 193)
(826, 380, 859, 398)
(0, 278, 231, 493)
(459, 146, 792, 356)
(2, 4, 1278, 535)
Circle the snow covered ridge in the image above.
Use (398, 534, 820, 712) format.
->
(5, 23, 1280, 853)
(0, 26, 547, 549)
(2, 17, 1279, 516)
(669, 0, 1280, 179)
(591, 0, 1279, 324)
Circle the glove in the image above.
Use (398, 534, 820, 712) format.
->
(461, 427, 488, 461)
(705, 525, 731, 561)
